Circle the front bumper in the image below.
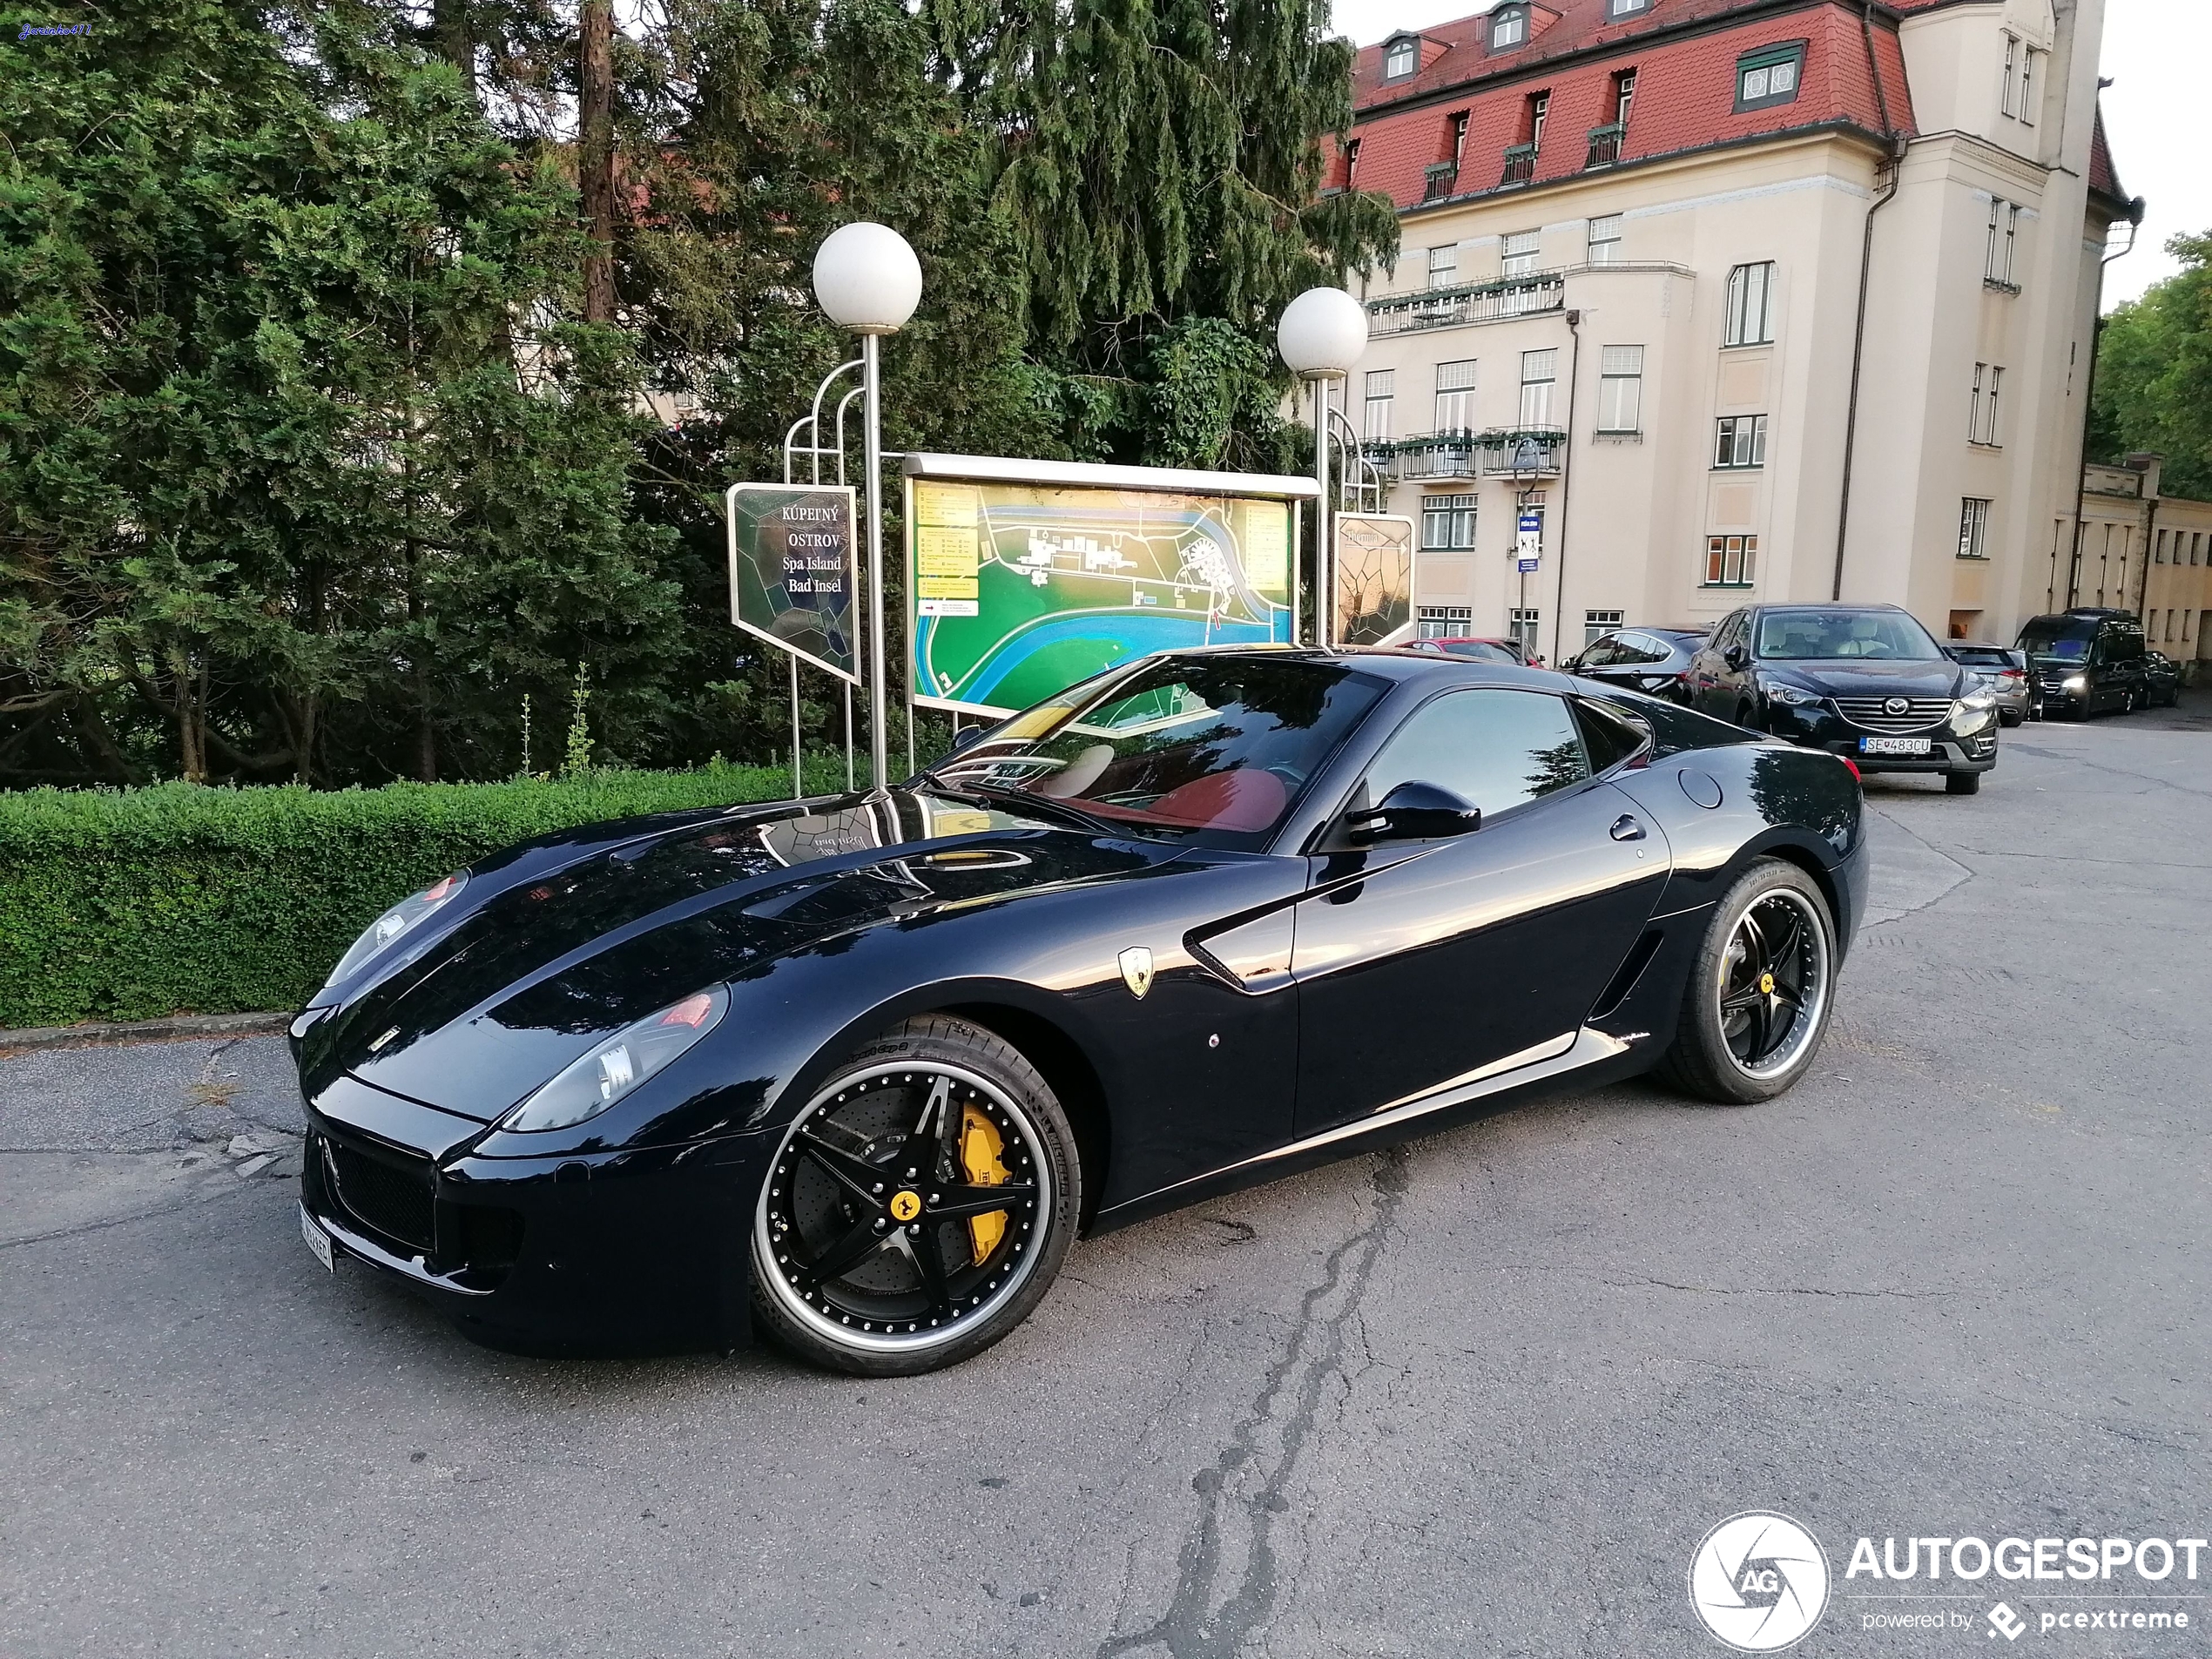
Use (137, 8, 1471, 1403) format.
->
(300, 1072, 775, 1355)
(1763, 702, 1999, 774)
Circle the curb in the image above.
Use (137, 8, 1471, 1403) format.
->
(0, 1009, 293, 1055)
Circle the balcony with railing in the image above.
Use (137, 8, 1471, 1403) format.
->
(1366, 271, 1567, 338)
(1369, 428, 1568, 482)
(1500, 143, 1536, 187)
(1422, 162, 1460, 203)
(1585, 123, 1624, 169)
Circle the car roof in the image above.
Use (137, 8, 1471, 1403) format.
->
(1746, 602, 1909, 615)
(1157, 644, 1574, 691)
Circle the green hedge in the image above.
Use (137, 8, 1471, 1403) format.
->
(0, 758, 855, 1029)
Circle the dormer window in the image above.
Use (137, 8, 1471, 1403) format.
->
(1384, 35, 1417, 78)
(1490, 5, 1527, 50)
(1735, 42, 1805, 112)
(1606, 0, 1649, 17)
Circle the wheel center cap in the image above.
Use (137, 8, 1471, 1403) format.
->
(888, 1190, 922, 1223)
(1758, 972, 1775, 995)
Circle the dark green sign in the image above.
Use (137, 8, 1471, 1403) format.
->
(725, 483, 860, 683)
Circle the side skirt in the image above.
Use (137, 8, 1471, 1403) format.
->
(1088, 1027, 1650, 1236)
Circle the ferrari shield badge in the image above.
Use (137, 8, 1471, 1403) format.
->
(1117, 946, 1155, 1001)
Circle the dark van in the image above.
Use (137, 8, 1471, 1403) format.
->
(2015, 609, 2149, 718)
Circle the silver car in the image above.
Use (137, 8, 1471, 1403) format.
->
(1946, 642, 2029, 726)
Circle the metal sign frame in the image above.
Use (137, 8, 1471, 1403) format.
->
(900, 453, 1320, 721)
(724, 482, 863, 686)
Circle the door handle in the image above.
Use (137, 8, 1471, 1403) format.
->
(1609, 814, 1645, 842)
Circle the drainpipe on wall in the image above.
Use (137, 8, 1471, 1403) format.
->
(1830, 0, 1904, 602)
(2067, 192, 2145, 608)
(1551, 308, 1583, 664)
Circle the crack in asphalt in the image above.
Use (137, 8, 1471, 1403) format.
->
(1860, 806, 1976, 930)
(1096, 1147, 1408, 1659)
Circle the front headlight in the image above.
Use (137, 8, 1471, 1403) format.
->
(1764, 681, 1821, 708)
(501, 986, 730, 1134)
(324, 872, 469, 987)
(1951, 690, 1997, 735)
(2062, 675, 2087, 693)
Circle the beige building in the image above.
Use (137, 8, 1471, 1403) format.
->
(2074, 457, 2212, 671)
(1331, 0, 2147, 664)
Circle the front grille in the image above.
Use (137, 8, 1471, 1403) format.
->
(1833, 696, 1952, 732)
(324, 1141, 436, 1254)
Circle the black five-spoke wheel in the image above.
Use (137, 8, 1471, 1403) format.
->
(751, 1015, 1078, 1374)
(1662, 858, 1838, 1104)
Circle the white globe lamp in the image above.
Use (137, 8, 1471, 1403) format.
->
(812, 222, 922, 335)
(1277, 287, 1369, 380)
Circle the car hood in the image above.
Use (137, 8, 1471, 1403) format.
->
(1759, 659, 1963, 698)
(303, 789, 1170, 1120)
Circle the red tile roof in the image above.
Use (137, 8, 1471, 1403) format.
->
(1343, 1, 1913, 210)
(2087, 105, 2128, 207)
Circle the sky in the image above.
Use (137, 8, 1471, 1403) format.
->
(1325, 0, 2208, 310)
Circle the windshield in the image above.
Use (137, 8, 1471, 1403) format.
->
(932, 657, 1387, 846)
(2019, 629, 2090, 660)
(1755, 610, 1943, 661)
(1950, 648, 2014, 667)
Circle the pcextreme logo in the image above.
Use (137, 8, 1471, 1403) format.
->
(1689, 1512, 1833, 1652)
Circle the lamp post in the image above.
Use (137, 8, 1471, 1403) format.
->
(1277, 287, 1371, 648)
(813, 222, 921, 789)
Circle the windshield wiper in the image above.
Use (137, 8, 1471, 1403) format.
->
(929, 781, 1168, 840)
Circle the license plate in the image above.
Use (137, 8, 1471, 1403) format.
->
(300, 1201, 335, 1272)
(1860, 737, 1932, 756)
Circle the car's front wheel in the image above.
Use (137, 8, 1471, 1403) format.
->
(751, 1015, 1080, 1376)
(1945, 770, 1981, 795)
(1659, 859, 1838, 1105)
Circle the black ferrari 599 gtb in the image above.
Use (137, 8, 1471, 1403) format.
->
(293, 646, 1866, 1373)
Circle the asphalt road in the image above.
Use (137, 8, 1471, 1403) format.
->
(3, 699, 2207, 1659)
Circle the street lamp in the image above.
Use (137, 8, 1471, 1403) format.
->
(1278, 287, 1370, 646)
(813, 222, 921, 789)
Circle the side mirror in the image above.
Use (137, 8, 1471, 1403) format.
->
(1349, 781, 1482, 844)
(1723, 644, 1749, 671)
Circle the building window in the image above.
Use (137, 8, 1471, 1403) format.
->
(1519, 348, 1558, 428)
(1986, 199, 2020, 288)
(1736, 44, 1804, 111)
(1364, 369, 1393, 442)
(2000, 35, 2018, 115)
(1969, 363, 2005, 446)
(1508, 608, 1541, 655)
(1723, 261, 1775, 346)
(1384, 36, 1416, 78)
(1491, 6, 1525, 50)
(1705, 535, 1757, 587)
(1529, 91, 1549, 152)
(1342, 138, 1359, 188)
(1450, 111, 1469, 163)
(1585, 609, 1625, 647)
(1714, 414, 1767, 469)
(1588, 213, 1623, 264)
(1502, 229, 1541, 279)
(1419, 605, 1474, 639)
(1427, 244, 1457, 287)
(2019, 45, 2038, 125)
(1597, 345, 1642, 433)
(1613, 68, 1636, 126)
(1958, 497, 1993, 560)
(1607, 0, 1649, 17)
(1434, 361, 1478, 432)
(1422, 494, 1478, 550)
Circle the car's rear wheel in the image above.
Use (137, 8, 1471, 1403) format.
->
(751, 1015, 1078, 1376)
(1945, 770, 1981, 795)
(1659, 860, 1837, 1105)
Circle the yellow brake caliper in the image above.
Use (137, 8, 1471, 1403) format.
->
(959, 1106, 1011, 1264)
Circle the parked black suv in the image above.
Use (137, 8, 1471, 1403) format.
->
(1686, 604, 2000, 793)
(2016, 609, 2150, 718)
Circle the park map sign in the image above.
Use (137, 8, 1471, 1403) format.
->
(903, 455, 1315, 717)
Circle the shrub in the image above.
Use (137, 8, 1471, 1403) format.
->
(0, 759, 853, 1028)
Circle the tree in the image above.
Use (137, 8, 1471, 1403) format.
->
(2090, 232, 2212, 502)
